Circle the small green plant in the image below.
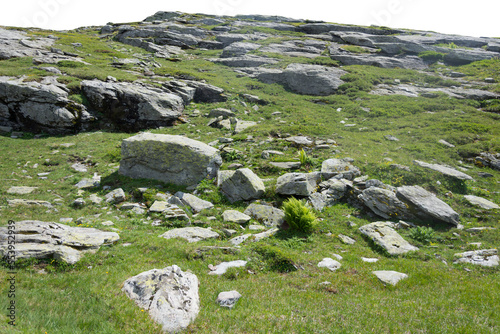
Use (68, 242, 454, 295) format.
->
(408, 226, 436, 244)
(221, 150, 242, 162)
(298, 149, 315, 169)
(418, 51, 447, 63)
(282, 197, 317, 233)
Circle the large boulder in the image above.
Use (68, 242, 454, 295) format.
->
(218, 168, 265, 203)
(275, 172, 321, 197)
(0, 221, 119, 264)
(359, 222, 418, 256)
(119, 133, 222, 187)
(321, 158, 360, 179)
(413, 160, 473, 181)
(81, 80, 184, 131)
(0, 76, 93, 134)
(122, 265, 200, 333)
(359, 187, 413, 220)
(243, 203, 285, 227)
(256, 63, 347, 96)
(396, 186, 460, 226)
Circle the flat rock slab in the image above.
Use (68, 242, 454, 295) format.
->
(119, 133, 222, 187)
(175, 191, 214, 213)
(209, 260, 247, 275)
(359, 222, 418, 256)
(396, 185, 460, 226)
(159, 227, 219, 243)
(244, 203, 285, 227)
(338, 234, 356, 245)
(269, 161, 301, 169)
(122, 265, 199, 333)
(414, 160, 473, 181)
(464, 195, 499, 210)
(275, 172, 319, 196)
(7, 186, 38, 194)
(217, 290, 242, 308)
(359, 187, 413, 220)
(222, 210, 252, 224)
(321, 158, 360, 179)
(454, 249, 499, 267)
(373, 271, 408, 286)
(318, 258, 342, 271)
(7, 199, 52, 208)
(0, 220, 119, 264)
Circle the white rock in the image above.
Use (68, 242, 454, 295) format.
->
(373, 270, 408, 286)
(318, 258, 342, 271)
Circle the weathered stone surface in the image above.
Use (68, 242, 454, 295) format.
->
(285, 136, 314, 147)
(81, 80, 184, 131)
(359, 222, 418, 256)
(209, 260, 247, 275)
(396, 186, 460, 226)
(233, 119, 257, 134)
(0, 76, 92, 134)
(6, 186, 37, 194)
(7, 199, 52, 208)
(319, 178, 349, 200)
(212, 55, 279, 67)
(275, 172, 319, 197)
(413, 160, 473, 181)
(359, 187, 413, 220)
(372, 270, 408, 286)
(464, 195, 499, 210)
(122, 265, 199, 333)
(338, 234, 356, 245)
(255, 63, 347, 96)
(269, 161, 301, 170)
(150, 201, 190, 221)
(222, 210, 252, 224)
(371, 83, 500, 100)
(318, 258, 341, 271)
(105, 188, 126, 204)
(244, 203, 285, 227)
(217, 291, 242, 308)
(175, 192, 214, 213)
(221, 42, 261, 58)
(454, 249, 499, 267)
(218, 168, 265, 203)
(330, 54, 427, 70)
(0, 220, 119, 264)
(475, 152, 500, 171)
(260, 39, 327, 58)
(159, 227, 219, 243)
(321, 158, 360, 179)
(253, 228, 279, 242)
(119, 133, 222, 187)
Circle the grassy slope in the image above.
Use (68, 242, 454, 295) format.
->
(0, 24, 499, 333)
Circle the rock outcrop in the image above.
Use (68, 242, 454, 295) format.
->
(359, 222, 418, 256)
(218, 168, 265, 203)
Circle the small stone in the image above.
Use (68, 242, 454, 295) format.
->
(208, 260, 247, 275)
(385, 135, 399, 141)
(7, 186, 38, 194)
(222, 210, 252, 224)
(248, 224, 265, 231)
(454, 249, 499, 267)
(101, 221, 114, 226)
(464, 195, 499, 210)
(361, 257, 379, 263)
(217, 291, 242, 308)
(338, 234, 356, 245)
(318, 258, 341, 271)
(105, 188, 126, 204)
(373, 271, 408, 286)
(73, 198, 85, 207)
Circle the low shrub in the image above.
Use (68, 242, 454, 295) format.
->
(408, 226, 435, 244)
(252, 243, 297, 273)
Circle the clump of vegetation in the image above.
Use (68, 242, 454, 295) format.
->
(409, 226, 436, 244)
(282, 197, 317, 233)
(252, 243, 297, 273)
(298, 149, 314, 168)
(418, 51, 447, 63)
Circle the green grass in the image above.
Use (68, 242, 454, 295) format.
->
(0, 17, 499, 334)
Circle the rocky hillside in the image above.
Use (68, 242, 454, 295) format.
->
(0, 11, 499, 334)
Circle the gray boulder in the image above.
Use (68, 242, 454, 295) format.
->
(105, 188, 126, 204)
(275, 172, 321, 197)
(321, 158, 360, 179)
(330, 54, 427, 70)
(453, 249, 499, 267)
(463, 195, 499, 210)
(0, 76, 92, 134)
(159, 227, 219, 243)
(0, 220, 119, 264)
(221, 42, 261, 58)
(211, 55, 279, 67)
(81, 80, 184, 131)
(372, 271, 408, 286)
(222, 210, 252, 224)
(119, 133, 222, 187)
(359, 187, 413, 220)
(122, 265, 200, 333)
(174, 192, 214, 213)
(218, 168, 265, 203)
(217, 291, 242, 309)
(413, 160, 473, 181)
(359, 222, 418, 256)
(396, 186, 460, 226)
(244, 203, 285, 227)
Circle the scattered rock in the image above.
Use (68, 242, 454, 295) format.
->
(338, 234, 356, 245)
(218, 168, 265, 203)
(6, 186, 37, 194)
(119, 133, 222, 187)
(438, 139, 455, 148)
(318, 258, 342, 271)
(0, 220, 119, 264)
(454, 249, 498, 267)
(222, 210, 252, 224)
(275, 172, 321, 196)
(372, 271, 408, 286)
(75, 174, 101, 189)
(269, 161, 301, 170)
(464, 195, 499, 210)
(244, 203, 285, 227)
(217, 291, 242, 308)
(159, 227, 219, 243)
(105, 188, 126, 204)
(413, 160, 473, 181)
(359, 187, 413, 220)
(7, 199, 52, 208)
(359, 222, 418, 256)
(285, 136, 314, 147)
(321, 158, 360, 179)
(361, 257, 379, 263)
(175, 191, 214, 213)
(208, 260, 247, 275)
(122, 265, 199, 333)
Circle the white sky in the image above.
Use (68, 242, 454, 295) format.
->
(1, 0, 499, 38)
